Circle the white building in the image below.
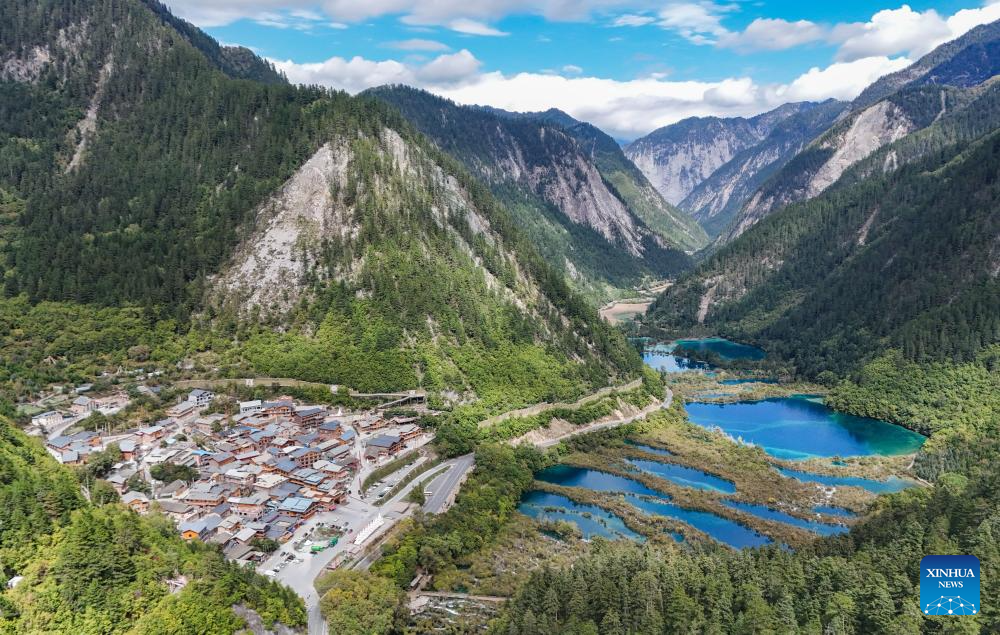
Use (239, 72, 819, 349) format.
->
(239, 399, 263, 415)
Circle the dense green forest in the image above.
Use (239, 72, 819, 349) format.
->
(0, 415, 305, 634)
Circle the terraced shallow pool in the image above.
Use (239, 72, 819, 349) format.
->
(722, 501, 849, 536)
(532, 465, 768, 548)
(626, 458, 737, 494)
(685, 395, 926, 460)
(624, 440, 674, 457)
(778, 467, 918, 493)
(812, 505, 858, 518)
(518, 491, 643, 541)
(535, 464, 668, 498)
(624, 495, 772, 549)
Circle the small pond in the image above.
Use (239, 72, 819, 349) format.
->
(518, 491, 643, 541)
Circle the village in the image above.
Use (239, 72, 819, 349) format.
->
(24, 379, 469, 596)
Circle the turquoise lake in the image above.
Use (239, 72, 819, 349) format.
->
(673, 337, 766, 361)
(685, 396, 926, 460)
(719, 378, 778, 385)
(641, 347, 710, 373)
(778, 467, 917, 493)
(627, 458, 736, 494)
(518, 491, 642, 541)
(641, 337, 765, 373)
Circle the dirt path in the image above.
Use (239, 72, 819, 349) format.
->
(529, 387, 673, 448)
(478, 379, 643, 429)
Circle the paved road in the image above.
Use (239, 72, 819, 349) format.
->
(45, 414, 86, 441)
(271, 453, 476, 634)
(422, 453, 475, 514)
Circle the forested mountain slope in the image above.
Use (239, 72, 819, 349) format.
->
(648, 89, 1000, 380)
(0, 0, 641, 407)
(0, 415, 306, 633)
(367, 86, 699, 300)
(723, 20, 1000, 241)
(491, 106, 708, 252)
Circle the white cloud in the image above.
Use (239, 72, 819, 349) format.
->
(832, 3, 1000, 62)
(657, 2, 734, 44)
(446, 18, 509, 36)
(612, 14, 656, 27)
(779, 56, 912, 102)
(386, 38, 451, 51)
(272, 49, 482, 92)
(273, 55, 414, 92)
(163, 1, 319, 27)
(273, 47, 917, 138)
(562, 64, 583, 74)
(718, 18, 825, 51)
(415, 49, 483, 83)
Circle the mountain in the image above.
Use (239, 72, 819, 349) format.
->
(647, 79, 1000, 379)
(0, 0, 640, 410)
(722, 20, 1000, 242)
(854, 20, 1000, 108)
(679, 100, 847, 237)
(506, 107, 708, 252)
(624, 114, 774, 206)
(367, 86, 704, 300)
(624, 102, 845, 239)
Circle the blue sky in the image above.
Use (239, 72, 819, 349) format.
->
(162, 1, 1000, 137)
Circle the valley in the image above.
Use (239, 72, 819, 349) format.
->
(2, 1, 1000, 633)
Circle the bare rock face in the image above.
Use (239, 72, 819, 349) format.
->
(805, 101, 914, 198)
(625, 118, 765, 205)
(725, 101, 915, 242)
(527, 150, 645, 256)
(209, 127, 541, 322)
(211, 142, 354, 316)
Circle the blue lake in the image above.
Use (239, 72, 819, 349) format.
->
(685, 396, 926, 460)
(642, 348, 710, 373)
(642, 338, 765, 373)
(720, 378, 779, 385)
(625, 440, 674, 457)
(518, 491, 642, 541)
(624, 495, 772, 549)
(812, 505, 858, 518)
(627, 458, 737, 494)
(536, 464, 669, 499)
(778, 467, 917, 494)
(673, 337, 766, 361)
(723, 501, 848, 536)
